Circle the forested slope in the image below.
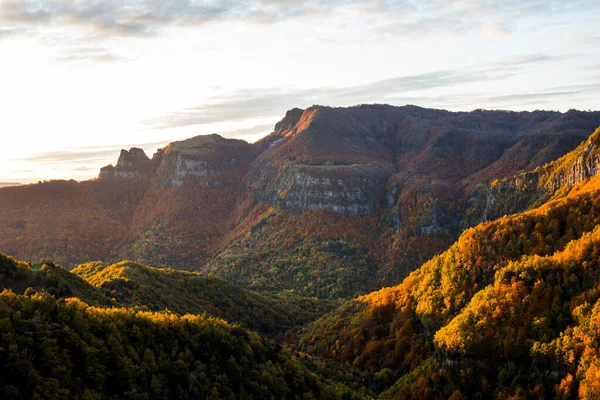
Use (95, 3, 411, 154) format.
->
(297, 166, 600, 397)
(72, 260, 335, 335)
(0, 291, 341, 400)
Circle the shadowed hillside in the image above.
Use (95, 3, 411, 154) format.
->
(72, 260, 336, 335)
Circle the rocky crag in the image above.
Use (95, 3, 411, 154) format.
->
(99, 147, 161, 179)
(466, 126, 600, 225)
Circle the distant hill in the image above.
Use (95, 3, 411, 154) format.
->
(0, 253, 335, 336)
(1, 105, 599, 299)
(72, 260, 336, 335)
(0, 182, 22, 188)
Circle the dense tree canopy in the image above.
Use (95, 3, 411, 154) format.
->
(0, 290, 339, 399)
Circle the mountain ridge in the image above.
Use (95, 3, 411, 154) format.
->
(1, 104, 600, 299)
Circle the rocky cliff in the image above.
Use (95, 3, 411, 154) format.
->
(244, 105, 600, 231)
(99, 147, 159, 179)
(99, 135, 256, 189)
(466, 126, 600, 226)
(154, 134, 255, 188)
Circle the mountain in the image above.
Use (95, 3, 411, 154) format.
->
(296, 157, 600, 397)
(1, 105, 600, 300)
(205, 106, 600, 297)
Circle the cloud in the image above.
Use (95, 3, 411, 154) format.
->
(72, 166, 97, 172)
(0, 0, 234, 37)
(372, 83, 600, 111)
(0, 27, 26, 40)
(21, 140, 171, 165)
(147, 53, 570, 129)
(1, 0, 597, 39)
(373, 0, 599, 39)
(23, 147, 125, 165)
(56, 47, 126, 64)
(222, 123, 275, 138)
(481, 22, 511, 37)
(0, 0, 348, 38)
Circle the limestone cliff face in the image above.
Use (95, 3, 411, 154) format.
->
(245, 106, 398, 215)
(543, 134, 600, 191)
(246, 161, 393, 215)
(154, 134, 254, 188)
(99, 135, 255, 188)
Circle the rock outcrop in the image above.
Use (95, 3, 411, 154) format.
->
(155, 134, 254, 188)
(246, 162, 392, 215)
(99, 148, 157, 179)
(98, 135, 255, 188)
(465, 126, 600, 226)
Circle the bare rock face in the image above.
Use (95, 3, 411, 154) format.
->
(99, 148, 155, 179)
(246, 162, 393, 215)
(245, 106, 398, 215)
(544, 136, 600, 191)
(155, 134, 254, 188)
(98, 135, 255, 188)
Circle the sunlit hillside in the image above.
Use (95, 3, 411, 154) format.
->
(298, 159, 600, 398)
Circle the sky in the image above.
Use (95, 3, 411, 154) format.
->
(0, 0, 599, 183)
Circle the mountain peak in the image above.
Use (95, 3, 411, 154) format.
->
(273, 108, 305, 134)
(116, 148, 150, 168)
(99, 147, 155, 180)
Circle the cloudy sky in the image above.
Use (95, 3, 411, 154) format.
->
(0, 0, 599, 183)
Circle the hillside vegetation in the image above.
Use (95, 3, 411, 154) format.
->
(0, 290, 342, 400)
(72, 260, 336, 335)
(1, 254, 335, 336)
(298, 171, 600, 398)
